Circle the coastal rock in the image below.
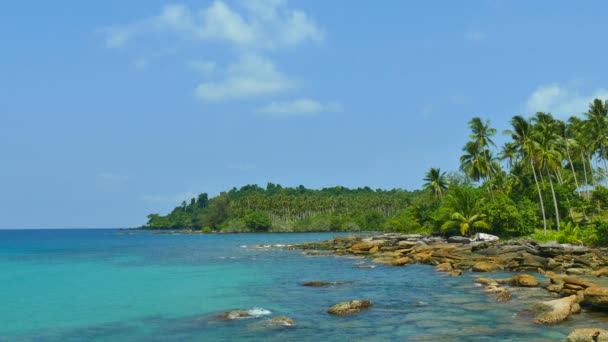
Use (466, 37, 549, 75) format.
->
(473, 262, 501, 272)
(474, 233, 499, 242)
(327, 300, 373, 315)
(449, 269, 463, 276)
(368, 245, 379, 254)
(591, 268, 608, 277)
(538, 242, 590, 257)
(219, 310, 251, 320)
(389, 257, 411, 266)
(533, 295, 577, 324)
(563, 328, 608, 341)
(351, 243, 374, 251)
(509, 274, 540, 287)
(476, 277, 499, 286)
(496, 290, 512, 302)
(584, 287, 608, 309)
(567, 268, 590, 275)
(448, 236, 471, 244)
(564, 276, 596, 288)
(302, 281, 333, 287)
(267, 316, 295, 326)
(435, 263, 453, 272)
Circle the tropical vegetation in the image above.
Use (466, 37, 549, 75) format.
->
(144, 98, 608, 245)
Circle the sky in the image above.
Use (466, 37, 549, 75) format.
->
(1, 0, 608, 228)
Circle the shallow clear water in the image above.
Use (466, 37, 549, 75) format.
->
(1, 229, 608, 341)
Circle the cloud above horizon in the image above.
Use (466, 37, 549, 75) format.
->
(100, 1, 323, 50)
(526, 84, 608, 118)
(256, 98, 342, 116)
(195, 54, 295, 102)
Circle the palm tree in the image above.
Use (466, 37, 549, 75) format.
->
(532, 112, 563, 229)
(585, 99, 608, 186)
(505, 115, 548, 234)
(423, 167, 449, 198)
(461, 117, 499, 197)
(441, 212, 490, 236)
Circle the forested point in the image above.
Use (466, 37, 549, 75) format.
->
(144, 98, 608, 245)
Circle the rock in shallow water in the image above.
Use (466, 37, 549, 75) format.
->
(563, 328, 608, 341)
(267, 316, 295, 326)
(509, 274, 540, 287)
(584, 287, 608, 309)
(327, 300, 373, 315)
(533, 295, 577, 324)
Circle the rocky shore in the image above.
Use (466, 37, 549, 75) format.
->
(285, 233, 608, 340)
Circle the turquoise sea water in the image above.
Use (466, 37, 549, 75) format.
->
(2, 229, 608, 341)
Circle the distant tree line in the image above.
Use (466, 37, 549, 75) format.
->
(145, 98, 608, 244)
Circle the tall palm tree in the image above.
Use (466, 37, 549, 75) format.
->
(461, 117, 499, 197)
(441, 212, 490, 236)
(423, 167, 449, 198)
(505, 115, 548, 234)
(532, 112, 563, 229)
(585, 99, 608, 186)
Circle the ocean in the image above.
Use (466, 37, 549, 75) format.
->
(1, 229, 607, 341)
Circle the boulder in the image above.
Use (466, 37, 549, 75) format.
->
(473, 262, 501, 272)
(476, 277, 498, 286)
(533, 295, 577, 324)
(564, 276, 596, 289)
(474, 233, 499, 242)
(496, 290, 512, 302)
(435, 263, 453, 272)
(449, 269, 463, 277)
(592, 268, 608, 277)
(267, 316, 295, 326)
(584, 287, 608, 309)
(218, 310, 251, 320)
(389, 257, 411, 266)
(448, 236, 471, 244)
(563, 328, 608, 342)
(351, 242, 374, 251)
(509, 274, 540, 287)
(327, 300, 373, 315)
(302, 281, 332, 287)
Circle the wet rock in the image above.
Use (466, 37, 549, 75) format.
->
(591, 268, 608, 277)
(267, 316, 295, 326)
(538, 242, 590, 257)
(368, 245, 379, 254)
(327, 300, 373, 315)
(567, 268, 590, 275)
(509, 274, 540, 287)
(303, 281, 330, 287)
(449, 269, 463, 276)
(447, 236, 471, 244)
(496, 290, 512, 302)
(584, 287, 608, 309)
(563, 328, 608, 341)
(389, 257, 411, 266)
(217, 310, 255, 320)
(563, 276, 596, 289)
(351, 242, 374, 251)
(476, 277, 498, 286)
(435, 262, 453, 272)
(533, 295, 577, 324)
(473, 261, 501, 272)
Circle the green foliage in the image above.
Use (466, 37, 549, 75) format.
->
(243, 212, 272, 232)
(593, 186, 608, 210)
(557, 221, 582, 244)
(202, 226, 212, 233)
(481, 193, 537, 237)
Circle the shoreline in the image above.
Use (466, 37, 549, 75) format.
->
(285, 232, 608, 336)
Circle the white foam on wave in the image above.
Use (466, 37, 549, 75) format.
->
(240, 245, 247, 248)
(247, 308, 272, 317)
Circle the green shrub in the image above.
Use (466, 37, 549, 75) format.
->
(243, 212, 272, 232)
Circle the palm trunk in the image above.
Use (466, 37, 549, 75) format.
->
(531, 160, 548, 235)
(566, 148, 581, 195)
(581, 151, 590, 198)
(546, 165, 560, 230)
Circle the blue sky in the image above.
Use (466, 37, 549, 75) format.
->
(1, 0, 608, 228)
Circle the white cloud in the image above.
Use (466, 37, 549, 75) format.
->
(465, 31, 485, 42)
(256, 99, 342, 116)
(526, 84, 608, 118)
(100, 0, 323, 50)
(189, 60, 217, 74)
(194, 54, 295, 102)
